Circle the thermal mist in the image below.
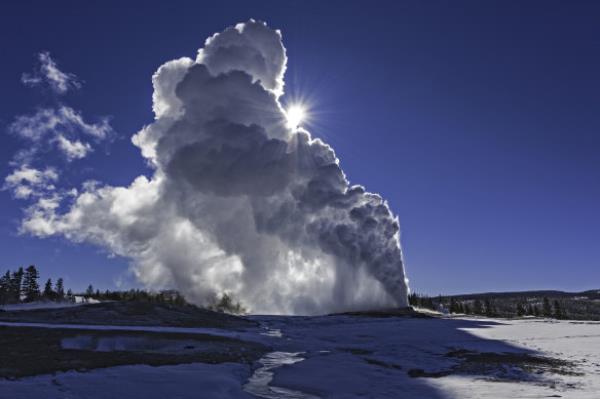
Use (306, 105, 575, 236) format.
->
(18, 21, 409, 314)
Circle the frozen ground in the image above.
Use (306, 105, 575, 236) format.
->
(0, 363, 254, 399)
(0, 315, 598, 398)
(0, 300, 89, 311)
(255, 315, 600, 398)
(0, 321, 261, 342)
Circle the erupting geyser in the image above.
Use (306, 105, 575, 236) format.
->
(20, 20, 409, 314)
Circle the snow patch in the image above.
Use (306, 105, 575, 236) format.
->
(0, 301, 85, 311)
(0, 363, 254, 399)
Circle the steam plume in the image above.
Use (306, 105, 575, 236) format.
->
(19, 21, 409, 314)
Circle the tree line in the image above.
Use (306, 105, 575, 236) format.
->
(1, 265, 190, 307)
(409, 292, 567, 319)
(81, 285, 188, 306)
(0, 265, 72, 304)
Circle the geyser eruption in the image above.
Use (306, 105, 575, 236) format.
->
(20, 20, 409, 314)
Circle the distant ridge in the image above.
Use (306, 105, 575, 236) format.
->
(448, 289, 600, 300)
(431, 289, 600, 320)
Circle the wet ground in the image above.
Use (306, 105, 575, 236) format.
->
(0, 306, 598, 398)
(0, 326, 266, 379)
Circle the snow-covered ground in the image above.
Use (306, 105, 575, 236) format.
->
(0, 321, 261, 342)
(0, 363, 254, 399)
(0, 315, 598, 398)
(432, 317, 600, 399)
(0, 300, 89, 311)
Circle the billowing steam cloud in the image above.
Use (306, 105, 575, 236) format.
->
(17, 21, 409, 314)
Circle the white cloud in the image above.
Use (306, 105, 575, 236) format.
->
(21, 52, 81, 94)
(10, 106, 112, 141)
(16, 20, 409, 315)
(56, 135, 93, 160)
(197, 20, 287, 96)
(151, 57, 195, 119)
(4, 165, 58, 199)
(8, 106, 112, 163)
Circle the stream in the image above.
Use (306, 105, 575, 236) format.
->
(243, 324, 320, 399)
(243, 351, 320, 399)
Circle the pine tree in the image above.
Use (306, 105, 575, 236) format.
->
(533, 305, 540, 317)
(408, 292, 418, 307)
(463, 303, 471, 314)
(86, 284, 94, 298)
(55, 278, 65, 300)
(526, 304, 534, 315)
(0, 271, 11, 304)
(66, 289, 74, 302)
(553, 300, 563, 319)
(517, 302, 526, 317)
(542, 297, 552, 317)
(484, 298, 495, 317)
(473, 299, 483, 315)
(22, 265, 40, 302)
(43, 278, 54, 300)
(10, 267, 24, 303)
(449, 297, 458, 313)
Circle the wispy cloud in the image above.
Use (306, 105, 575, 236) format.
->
(3, 165, 58, 199)
(8, 106, 112, 162)
(21, 52, 82, 94)
(55, 135, 93, 161)
(4, 52, 115, 217)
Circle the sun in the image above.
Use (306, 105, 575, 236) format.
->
(285, 104, 307, 129)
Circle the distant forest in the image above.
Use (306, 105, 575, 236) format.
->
(410, 290, 600, 321)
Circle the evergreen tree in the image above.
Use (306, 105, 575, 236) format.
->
(55, 278, 65, 300)
(542, 297, 552, 317)
(463, 303, 471, 314)
(10, 267, 24, 303)
(517, 302, 526, 317)
(553, 300, 563, 319)
(473, 299, 483, 315)
(526, 304, 534, 315)
(449, 297, 458, 313)
(408, 292, 418, 307)
(533, 305, 540, 317)
(484, 298, 495, 317)
(43, 278, 54, 299)
(22, 265, 40, 302)
(85, 284, 94, 298)
(66, 289, 74, 302)
(210, 293, 245, 314)
(0, 271, 10, 304)
(171, 291, 186, 306)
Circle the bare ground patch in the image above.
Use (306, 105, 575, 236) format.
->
(0, 326, 268, 379)
(408, 348, 581, 381)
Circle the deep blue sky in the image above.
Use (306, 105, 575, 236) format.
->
(1, 1, 598, 295)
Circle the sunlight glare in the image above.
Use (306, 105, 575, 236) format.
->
(285, 104, 306, 129)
